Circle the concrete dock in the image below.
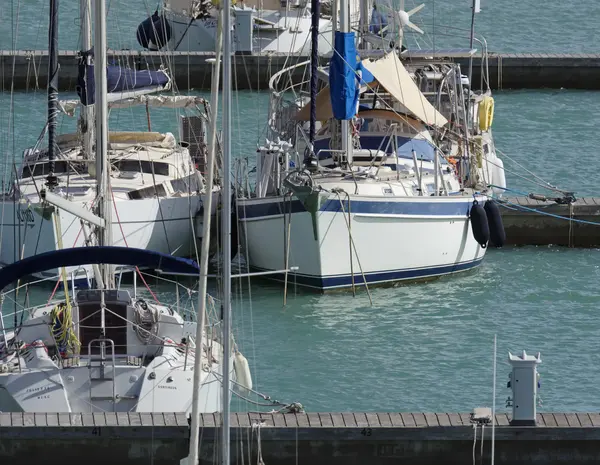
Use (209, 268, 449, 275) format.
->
(499, 196, 600, 247)
(2, 411, 600, 465)
(0, 412, 189, 465)
(3, 50, 600, 91)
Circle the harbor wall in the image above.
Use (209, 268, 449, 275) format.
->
(3, 50, 600, 91)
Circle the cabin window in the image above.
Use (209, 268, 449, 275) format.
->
(113, 160, 170, 176)
(21, 160, 74, 178)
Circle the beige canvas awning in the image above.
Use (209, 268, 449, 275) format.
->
(360, 52, 447, 128)
(294, 52, 448, 128)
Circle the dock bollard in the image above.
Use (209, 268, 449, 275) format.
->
(506, 351, 541, 426)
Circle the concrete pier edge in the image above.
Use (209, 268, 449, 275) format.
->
(4, 50, 600, 91)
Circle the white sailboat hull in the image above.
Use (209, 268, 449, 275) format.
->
(238, 194, 487, 290)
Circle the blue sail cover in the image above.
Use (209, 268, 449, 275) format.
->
(329, 32, 359, 120)
(0, 247, 199, 292)
(77, 64, 169, 105)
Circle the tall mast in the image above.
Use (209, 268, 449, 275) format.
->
(339, 0, 353, 165)
(46, 0, 59, 189)
(80, 0, 94, 158)
(307, 0, 320, 167)
(93, 0, 112, 288)
(187, 8, 224, 465)
(221, 0, 233, 462)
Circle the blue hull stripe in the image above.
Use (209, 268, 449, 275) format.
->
(238, 198, 477, 220)
(250, 258, 484, 290)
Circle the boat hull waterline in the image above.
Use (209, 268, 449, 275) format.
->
(238, 194, 487, 290)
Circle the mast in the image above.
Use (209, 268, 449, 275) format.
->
(339, 0, 353, 165)
(307, 0, 320, 167)
(93, 0, 112, 289)
(467, 0, 480, 92)
(46, 0, 59, 189)
(187, 8, 224, 465)
(80, 0, 94, 158)
(221, 0, 233, 462)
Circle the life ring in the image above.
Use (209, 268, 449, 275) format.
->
(478, 96, 494, 132)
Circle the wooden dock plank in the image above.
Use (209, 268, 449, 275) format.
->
(413, 413, 428, 427)
(58, 413, 72, 426)
(353, 412, 369, 427)
(589, 413, 600, 427)
(22, 413, 35, 427)
(116, 412, 129, 426)
(272, 413, 287, 427)
(436, 413, 451, 427)
(283, 414, 297, 428)
(448, 413, 462, 426)
(248, 412, 263, 426)
(306, 412, 322, 427)
(10, 413, 23, 427)
(0, 414, 11, 427)
(565, 413, 581, 427)
(104, 413, 118, 427)
(46, 413, 59, 426)
(330, 413, 344, 427)
(424, 413, 439, 427)
(554, 413, 569, 427)
(365, 413, 380, 428)
(139, 413, 153, 427)
(237, 413, 251, 428)
(496, 414, 509, 426)
(577, 413, 592, 427)
(389, 413, 403, 427)
(259, 413, 274, 427)
(459, 413, 471, 425)
(342, 412, 357, 427)
(93, 412, 107, 427)
(151, 413, 166, 427)
(542, 413, 558, 427)
(296, 414, 310, 428)
(536, 414, 545, 426)
(319, 413, 333, 427)
(401, 413, 416, 427)
(175, 413, 188, 427)
(377, 413, 392, 427)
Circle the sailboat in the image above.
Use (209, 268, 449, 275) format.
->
(0, 0, 220, 286)
(0, 0, 250, 414)
(135, 0, 361, 55)
(235, 0, 505, 291)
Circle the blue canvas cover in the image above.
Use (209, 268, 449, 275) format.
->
(77, 62, 169, 105)
(0, 247, 199, 291)
(329, 32, 359, 120)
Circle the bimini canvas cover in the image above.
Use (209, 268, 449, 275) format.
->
(360, 52, 447, 128)
(296, 52, 447, 128)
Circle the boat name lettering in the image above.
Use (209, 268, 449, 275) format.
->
(158, 385, 177, 390)
(26, 385, 51, 393)
(204, 18, 217, 28)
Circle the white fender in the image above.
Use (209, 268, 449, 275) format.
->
(233, 352, 253, 393)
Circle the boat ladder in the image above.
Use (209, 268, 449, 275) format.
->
(87, 338, 117, 411)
